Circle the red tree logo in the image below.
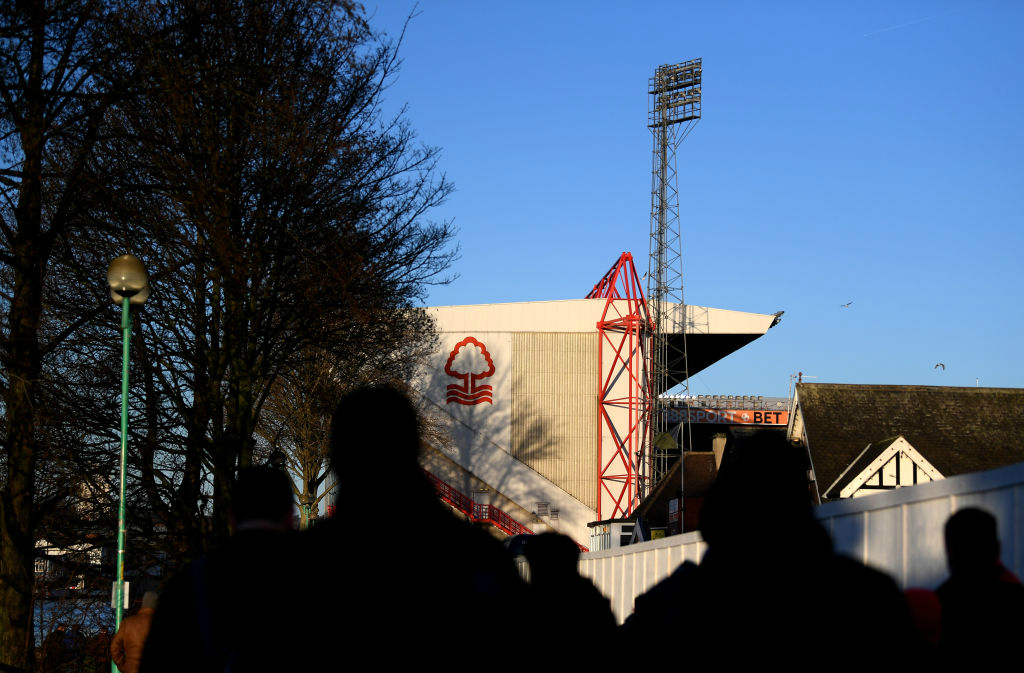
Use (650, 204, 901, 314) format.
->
(444, 336, 495, 405)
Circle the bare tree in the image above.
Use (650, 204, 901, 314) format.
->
(1, 1, 455, 667)
(0, 2, 138, 668)
(258, 324, 441, 529)
(96, 0, 455, 552)
(258, 355, 338, 528)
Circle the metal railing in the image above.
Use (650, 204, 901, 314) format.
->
(423, 470, 535, 538)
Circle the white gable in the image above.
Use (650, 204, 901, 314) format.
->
(828, 436, 944, 499)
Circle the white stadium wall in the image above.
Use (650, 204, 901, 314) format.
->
(415, 301, 606, 544)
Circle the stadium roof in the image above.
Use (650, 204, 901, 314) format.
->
(429, 299, 780, 380)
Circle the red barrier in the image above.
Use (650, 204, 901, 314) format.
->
(422, 470, 590, 552)
(423, 470, 535, 537)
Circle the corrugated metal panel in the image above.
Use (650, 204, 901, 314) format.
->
(511, 332, 597, 509)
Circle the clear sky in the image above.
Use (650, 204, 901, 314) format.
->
(367, 1, 1024, 398)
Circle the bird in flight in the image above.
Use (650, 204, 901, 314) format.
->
(840, 301, 852, 308)
(935, 363, 945, 370)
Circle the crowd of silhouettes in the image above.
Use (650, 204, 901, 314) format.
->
(38, 620, 115, 673)
(126, 386, 1021, 670)
(141, 463, 300, 671)
(621, 432, 916, 665)
(38, 623, 82, 673)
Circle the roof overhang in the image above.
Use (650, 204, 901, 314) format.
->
(429, 299, 778, 381)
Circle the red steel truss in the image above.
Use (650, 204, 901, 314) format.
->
(587, 252, 654, 520)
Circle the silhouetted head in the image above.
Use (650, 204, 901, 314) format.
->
(141, 591, 159, 610)
(699, 430, 824, 554)
(945, 507, 1001, 577)
(522, 533, 580, 584)
(231, 466, 294, 530)
(331, 384, 421, 473)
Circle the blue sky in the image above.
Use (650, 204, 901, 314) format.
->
(367, 1, 1024, 397)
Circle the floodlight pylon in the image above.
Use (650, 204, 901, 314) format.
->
(648, 58, 701, 487)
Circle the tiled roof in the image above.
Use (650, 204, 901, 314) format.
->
(795, 383, 1024, 498)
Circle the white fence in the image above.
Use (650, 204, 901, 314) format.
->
(580, 460, 1024, 624)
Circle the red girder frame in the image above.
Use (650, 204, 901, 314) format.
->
(587, 252, 654, 520)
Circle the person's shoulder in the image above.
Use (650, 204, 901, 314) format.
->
(119, 611, 142, 627)
(829, 554, 898, 586)
(828, 554, 913, 627)
(150, 557, 207, 622)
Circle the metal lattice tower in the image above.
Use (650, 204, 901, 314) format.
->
(647, 59, 701, 487)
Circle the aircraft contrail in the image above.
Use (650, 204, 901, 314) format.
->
(862, 12, 948, 38)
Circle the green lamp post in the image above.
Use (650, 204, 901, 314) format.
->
(106, 254, 150, 659)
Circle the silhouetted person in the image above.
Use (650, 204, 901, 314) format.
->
(68, 625, 86, 672)
(141, 466, 299, 673)
(623, 431, 914, 665)
(40, 623, 70, 673)
(83, 625, 112, 673)
(903, 588, 943, 656)
(111, 592, 158, 673)
(522, 533, 615, 647)
(303, 384, 526, 668)
(936, 507, 1024, 664)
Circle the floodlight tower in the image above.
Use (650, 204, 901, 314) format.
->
(647, 59, 701, 488)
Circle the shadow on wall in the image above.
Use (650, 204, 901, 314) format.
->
(413, 363, 576, 531)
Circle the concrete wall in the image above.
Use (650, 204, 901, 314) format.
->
(580, 460, 1024, 624)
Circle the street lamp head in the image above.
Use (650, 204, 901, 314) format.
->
(109, 284, 150, 306)
(107, 254, 150, 305)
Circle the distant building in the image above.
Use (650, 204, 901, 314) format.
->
(787, 383, 1024, 502)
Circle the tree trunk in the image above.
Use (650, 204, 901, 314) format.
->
(0, 8, 47, 667)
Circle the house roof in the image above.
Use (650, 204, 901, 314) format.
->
(792, 383, 1024, 498)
